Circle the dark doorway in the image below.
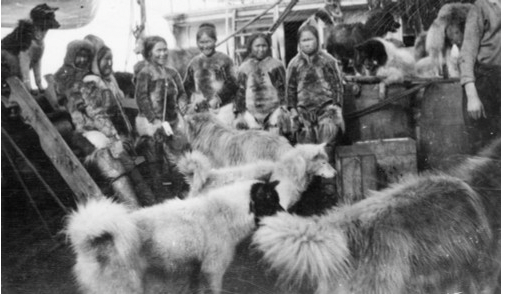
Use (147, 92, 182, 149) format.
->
(284, 21, 303, 67)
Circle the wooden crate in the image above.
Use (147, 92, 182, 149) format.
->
(335, 145, 377, 205)
(336, 137, 418, 204)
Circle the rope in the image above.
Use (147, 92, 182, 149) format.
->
(1, 127, 69, 214)
(343, 82, 432, 120)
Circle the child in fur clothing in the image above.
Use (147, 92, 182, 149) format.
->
(286, 24, 345, 146)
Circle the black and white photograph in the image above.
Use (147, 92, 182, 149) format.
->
(1, 0, 501, 293)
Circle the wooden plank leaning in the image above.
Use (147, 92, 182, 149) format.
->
(6, 76, 103, 203)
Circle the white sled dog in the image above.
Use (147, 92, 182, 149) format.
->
(183, 112, 293, 168)
(177, 143, 336, 209)
(253, 139, 500, 294)
(65, 179, 283, 294)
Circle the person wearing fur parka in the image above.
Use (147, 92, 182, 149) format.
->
(286, 24, 346, 201)
(82, 38, 133, 139)
(54, 39, 94, 110)
(134, 35, 189, 197)
(54, 39, 119, 139)
(183, 23, 239, 112)
(286, 24, 345, 145)
(234, 33, 286, 127)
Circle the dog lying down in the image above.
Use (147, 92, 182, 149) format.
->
(184, 112, 293, 168)
(177, 143, 336, 210)
(65, 179, 283, 293)
(252, 139, 501, 293)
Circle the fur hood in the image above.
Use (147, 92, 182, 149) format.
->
(63, 39, 95, 68)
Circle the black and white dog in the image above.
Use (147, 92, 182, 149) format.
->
(355, 37, 415, 98)
(1, 3, 60, 91)
(325, 9, 401, 74)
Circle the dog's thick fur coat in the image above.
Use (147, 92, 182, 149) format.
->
(355, 38, 415, 98)
(66, 179, 282, 293)
(1, 4, 60, 90)
(184, 112, 293, 168)
(177, 143, 336, 209)
(415, 3, 472, 77)
(253, 139, 500, 293)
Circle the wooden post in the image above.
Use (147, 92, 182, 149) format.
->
(7, 77, 103, 203)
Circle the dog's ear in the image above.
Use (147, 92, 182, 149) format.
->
(258, 172, 273, 183)
(268, 180, 280, 188)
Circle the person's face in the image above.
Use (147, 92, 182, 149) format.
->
(74, 49, 91, 69)
(251, 37, 269, 60)
(150, 41, 168, 66)
(299, 31, 318, 56)
(446, 25, 464, 47)
(98, 51, 113, 76)
(198, 33, 216, 57)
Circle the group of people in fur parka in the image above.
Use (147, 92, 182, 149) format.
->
(53, 22, 346, 198)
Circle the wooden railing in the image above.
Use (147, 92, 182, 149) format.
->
(6, 77, 103, 203)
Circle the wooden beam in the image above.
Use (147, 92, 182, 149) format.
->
(267, 0, 299, 35)
(6, 77, 103, 203)
(216, 0, 284, 47)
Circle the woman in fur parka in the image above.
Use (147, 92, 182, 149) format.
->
(135, 35, 190, 198)
(82, 43, 133, 139)
(234, 33, 287, 129)
(183, 23, 238, 112)
(54, 39, 119, 139)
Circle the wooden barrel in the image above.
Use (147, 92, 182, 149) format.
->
(417, 82, 471, 170)
(343, 83, 415, 144)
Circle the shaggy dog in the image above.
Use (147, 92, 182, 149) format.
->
(415, 3, 472, 78)
(355, 38, 415, 99)
(215, 103, 262, 130)
(183, 112, 293, 168)
(65, 179, 283, 293)
(252, 139, 500, 294)
(177, 143, 336, 210)
(325, 9, 400, 74)
(1, 3, 60, 91)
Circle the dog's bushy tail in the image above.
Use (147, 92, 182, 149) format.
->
(176, 150, 212, 195)
(252, 212, 350, 293)
(65, 197, 144, 293)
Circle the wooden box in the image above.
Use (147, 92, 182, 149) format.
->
(336, 137, 418, 204)
(335, 145, 377, 205)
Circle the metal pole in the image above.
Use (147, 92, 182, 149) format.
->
(216, 0, 285, 47)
